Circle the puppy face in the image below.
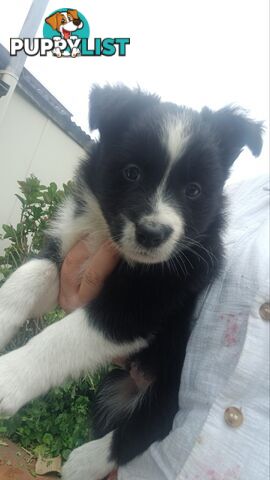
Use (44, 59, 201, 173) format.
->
(84, 86, 263, 265)
(45, 10, 83, 39)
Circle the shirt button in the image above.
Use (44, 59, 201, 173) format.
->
(224, 407, 244, 428)
(259, 303, 270, 321)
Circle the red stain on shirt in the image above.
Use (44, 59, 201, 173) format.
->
(183, 465, 240, 480)
(206, 469, 220, 480)
(206, 465, 241, 480)
(222, 314, 241, 346)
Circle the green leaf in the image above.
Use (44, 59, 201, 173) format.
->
(15, 194, 26, 206)
(62, 449, 71, 461)
(42, 433, 54, 445)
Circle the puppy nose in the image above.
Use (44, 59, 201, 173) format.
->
(73, 18, 81, 26)
(136, 223, 173, 248)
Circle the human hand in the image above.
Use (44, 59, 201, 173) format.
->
(59, 241, 119, 480)
(59, 239, 120, 312)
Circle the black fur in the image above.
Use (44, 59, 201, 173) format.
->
(55, 85, 264, 466)
(40, 237, 62, 267)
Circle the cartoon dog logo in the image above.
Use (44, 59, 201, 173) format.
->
(45, 9, 84, 57)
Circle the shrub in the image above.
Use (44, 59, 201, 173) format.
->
(0, 176, 103, 459)
(0, 175, 72, 282)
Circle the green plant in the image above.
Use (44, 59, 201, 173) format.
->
(0, 372, 105, 460)
(0, 175, 72, 349)
(0, 175, 72, 282)
(0, 176, 103, 460)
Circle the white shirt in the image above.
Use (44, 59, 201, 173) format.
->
(118, 174, 270, 480)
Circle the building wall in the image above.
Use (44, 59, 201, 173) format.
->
(0, 89, 86, 252)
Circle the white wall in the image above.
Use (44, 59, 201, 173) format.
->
(0, 89, 86, 236)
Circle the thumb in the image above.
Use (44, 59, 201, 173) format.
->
(78, 241, 119, 304)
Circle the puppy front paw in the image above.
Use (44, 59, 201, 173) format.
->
(0, 307, 21, 352)
(0, 351, 32, 417)
(62, 438, 115, 480)
(62, 445, 95, 480)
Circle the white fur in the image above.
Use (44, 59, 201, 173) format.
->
(48, 179, 184, 266)
(163, 113, 191, 163)
(156, 113, 191, 217)
(120, 199, 184, 264)
(0, 189, 111, 351)
(62, 432, 115, 480)
(0, 309, 147, 417)
(48, 190, 110, 258)
(144, 198, 184, 251)
(0, 259, 59, 351)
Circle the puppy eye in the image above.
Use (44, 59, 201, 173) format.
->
(61, 18, 66, 24)
(185, 182, 201, 199)
(123, 164, 141, 182)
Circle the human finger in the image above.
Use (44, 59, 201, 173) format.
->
(77, 241, 120, 304)
(58, 240, 94, 311)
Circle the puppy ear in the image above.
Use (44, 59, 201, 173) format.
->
(89, 84, 160, 139)
(202, 106, 264, 169)
(67, 9, 79, 19)
(45, 13, 59, 30)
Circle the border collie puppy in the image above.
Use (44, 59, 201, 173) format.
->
(0, 85, 263, 480)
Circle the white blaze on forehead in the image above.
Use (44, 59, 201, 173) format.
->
(157, 112, 193, 199)
(163, 112, 192, 163)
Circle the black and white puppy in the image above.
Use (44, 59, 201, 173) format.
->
(0, 85, 263, 480)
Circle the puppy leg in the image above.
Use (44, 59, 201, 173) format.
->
(0, 258, 59, 351)
(69, 373, 175, 479)
(0, 308, 146, 417)
(62, 431, 116, 480)
(111, 381, 179, 466)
